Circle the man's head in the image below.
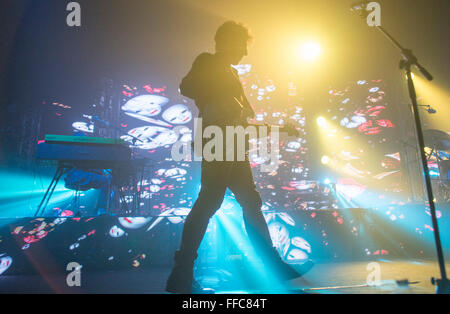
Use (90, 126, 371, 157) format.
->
(214, 21, 253, 65)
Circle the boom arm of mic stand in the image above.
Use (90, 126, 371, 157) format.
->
(351, 9, 448, 293)
(349, 5, 433, 81)
(375, 26, 433, 81)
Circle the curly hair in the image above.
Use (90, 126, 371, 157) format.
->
(214, 21, 253, 50)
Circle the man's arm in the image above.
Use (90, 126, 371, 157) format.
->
(179, 53, 213, 101)
(180, 53, 247, 123)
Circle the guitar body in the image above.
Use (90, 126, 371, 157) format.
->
(194, 92, 301, 161)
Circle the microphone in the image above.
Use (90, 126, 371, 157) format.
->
(419, 105, 437, 114)
(427, 107, 437, 114)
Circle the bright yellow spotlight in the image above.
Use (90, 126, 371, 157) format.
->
(317, 116, 327, 127)
(321, 155, 330, 165)
(299, 42, 321, 61)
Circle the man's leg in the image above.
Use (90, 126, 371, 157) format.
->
(227, 160, 274, 256)
(179, 184, 227, 257)
(228, 159, 313, 281)
(166, 161, 228, 293)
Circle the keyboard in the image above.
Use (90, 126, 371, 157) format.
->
(36, 135, 131, 168)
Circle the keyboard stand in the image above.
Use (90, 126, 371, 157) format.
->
(34, 162, 69, 217)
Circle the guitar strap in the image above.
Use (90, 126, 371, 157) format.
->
(230, 68, 254, 120)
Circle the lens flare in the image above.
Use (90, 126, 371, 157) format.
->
(317, 116, 327, 127)
(298, 42, 321, 61)
(321, 155, 330, 165)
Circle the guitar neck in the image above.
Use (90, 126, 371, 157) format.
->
(242, 121, 299, 138)
(244, 122, 282, 130)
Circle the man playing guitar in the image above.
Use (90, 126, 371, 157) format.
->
(166, 21, 313, 293)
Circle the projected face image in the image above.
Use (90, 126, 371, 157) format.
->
(72, 121, 94, 133)
(340, 115, 367, 129)
(322, 79, 402, 202)
(286, 141, 302, 152)
(122, 126, 179, 149)
(268, 222, 290, 256)
(277, 212, 295, 226)
(167, 207, 191, 224)
(109, 225, 126, 238)
(124, 112, 173, 128)
(286, 248, 309, 261)
(163, 167, 187, 178)
(177, 126, 192, 143)
(0, 255, 12, 275)
(291, 236, 312, 253)
(148, 185, 161, 193)
(118, 217, 152, 229)
(122, 95, 169, 117)
(162, 104, 192, 124)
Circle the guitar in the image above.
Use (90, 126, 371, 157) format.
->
(194, 96, 301, 159)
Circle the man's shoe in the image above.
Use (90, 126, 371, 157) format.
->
(165, 250, 195, 294)
(166, 268, 193, 293)
(166, 271, 215, 294)
(192, 279, 215, 294)
(165, 250, 215, 294)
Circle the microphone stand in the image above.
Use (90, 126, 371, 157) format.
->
(351, 7, 449, 294)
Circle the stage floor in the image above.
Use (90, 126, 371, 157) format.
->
(0, 259, 446, 294)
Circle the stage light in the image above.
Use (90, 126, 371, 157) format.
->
(321, 155, 330, 165)
(324, 178, 331, 185)
(316, 116, 327, 127)
(298, 42, 321, 61)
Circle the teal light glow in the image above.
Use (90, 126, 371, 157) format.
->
(197, 194, 291, 293)
(0, 168, 98, 218)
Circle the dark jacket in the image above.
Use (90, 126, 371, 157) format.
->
(180, 53, 255, 126)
